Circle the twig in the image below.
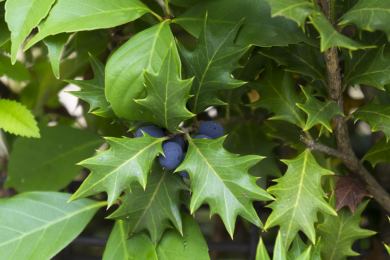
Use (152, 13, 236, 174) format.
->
(300, 135, 390, 214)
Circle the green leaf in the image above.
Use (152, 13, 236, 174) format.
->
(287, 235, 309, 260)
(156, 211, 210, 260)
(0, 192, 104, 260)
(0, 99, 39, 138)
(248, 61, 306, 128)
(264, 0, 320, 28)
(103, 221, 158, 260)
(264, 121, 307, 152)
(70, 134, 167, 208)
(273, 230, 287, 260)
(67, 54, 117, 118)
(24, 0, 151, 50)
(106, 21, 177, 122)
(265, 150, 337, 248)
(385, 243, 390, 256)
(43, 33, 71, 79)
(339, 1, 390, 41)
(309, 13, 374, 52)
(256, 237, 271, 260)
(316, 193, 376, 260)
(173, 0, 317, 47)
(0, 3, 10, 47)
(176, 135, 274, 238)
(362, 137, 390, 167)
(5, 0, 56, 63)
(353, 98, 390, 142)
(344, 46, 390, 90)
(177, 15, 249, 114)
(296, 86, 344, 132)
(5, 126, 104, 192)
(108, 161, 188, 243)
(259, 43, 326, 82)
(73, 30, 111, 63)
(136, 45, 194, 132)
(0, 55, 31, 81)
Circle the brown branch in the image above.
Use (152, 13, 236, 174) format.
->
(300, 136, 390, 214)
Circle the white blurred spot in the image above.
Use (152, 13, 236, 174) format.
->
(205, 106, 217, 118)
(59, 82, 83, 117)
(348, 85, 364, 100)
(357, 120, 372, 136)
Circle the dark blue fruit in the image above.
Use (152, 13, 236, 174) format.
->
(135, 126, 165, 138)
(159, 142, 183, 170)
(168, 135, 184, 150)
(178, 152, 190, 179)
(194, 135, 212, 140)
(198, 121, 223, 139)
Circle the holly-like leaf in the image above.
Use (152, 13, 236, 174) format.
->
(107, 161, 188, 244)
(5, 0, 56, 63)
(344, 46, 390, 90)
(106, 21, 177, 122)
(316, 193, 376, 260)
(173, 0, 316, 47)
(176, 135, 274, 237)
(249, 61, 306, 129)
(43, 33, 71, 79)
(265, 150, 337, 248)
(353, 98, 390, 142)
(256, 237, 271, 260)
(67, 54, 116, 118)
(177, 15, 249, 114)
(309, 13, 374, 52)
(332, 175, 372, 213)
(339, 1, 390, 41)
(264, 121, 308, 152)
(136, 45, 194, 132)
(259, 43, 326, 82)
(24, 0, 151, 50)
(287, 236, 321, 260)
(287, 235, 309, 260)
(69, 134, 168, 208)
(363, 137, 390, 167)
(0, 99, 40, 138)
(264, 0, 320, 28)
(256, 231, 288, 260)
(296, 86, 344, 133)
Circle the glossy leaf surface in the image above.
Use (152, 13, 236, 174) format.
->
(43, 33, 71, 79)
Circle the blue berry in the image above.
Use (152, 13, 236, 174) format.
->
(168, 135, 184, 150)
(135, 126, 165, 138)
(194, 135, 212, 140)
(178, 152, 190, 179)
(198, 121, 223, 139)
(159, 142, 183, 170)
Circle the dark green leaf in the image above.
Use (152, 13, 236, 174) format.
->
(316, 193, 376, 260)
(5, 126, 104, 192)
(362, 137, 390, 167)
(0, 55, 31, 81)
(177, 15, 249, 113)
(24, 0, 151, 50)
(73, 30, 111, 63)
(136, 45, 194, 132)
(0, 3, 10, 47)
(176, 135, 274, 237)
(0, 192, 104, 260)
(173, 0, 316, 47)
(256, 231, 288, 260)
(67, 54, 117, 118)
(265, 150, 337, 248)
(108, 161, 188, 244)
(43, 33, 71, 79)
(169, 0, 202, 7)
(287, 235, 309, 260)
(106, 21, 177, 122)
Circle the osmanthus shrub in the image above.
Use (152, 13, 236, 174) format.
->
(1, 0, 390, 259)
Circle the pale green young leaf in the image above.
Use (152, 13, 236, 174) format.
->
(248, 61, 306, 129)
(296, 86, 344, 132)
(353, 98, 390, 142)
(316, 194, 376, 260)
(70, 134, 168, 208)
(339, 1, 390, 40)
(67, 54, 117, 118)
(176, 135, 274, 238)
(173, 0, 316, 47)
(0, 192, 104, 260)
(264, 0, 320, 28)
(103, 221, 157, 260)
(5, 0, 56, 63)
(24, 0, 151, 50)
(255, 237, 271, 260)
(309, 13, 375, 52)
(106, 21, 177, 122)
(136, 45, 194, 132)
(265, 150, 337, 248)
(344, 46, 390, 90)
(259, 43, 326, 82)
(385, 243, 390, 256)
(43, 33, 71, 79)
(0, 99, 39, 138)
(5, 126, 104, 192)
(362, 137, 390, 167)
(177, 15, 249, 114)
(108, 161, 188, 244)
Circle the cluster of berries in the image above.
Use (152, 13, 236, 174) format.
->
(134, 121, 223, 179)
